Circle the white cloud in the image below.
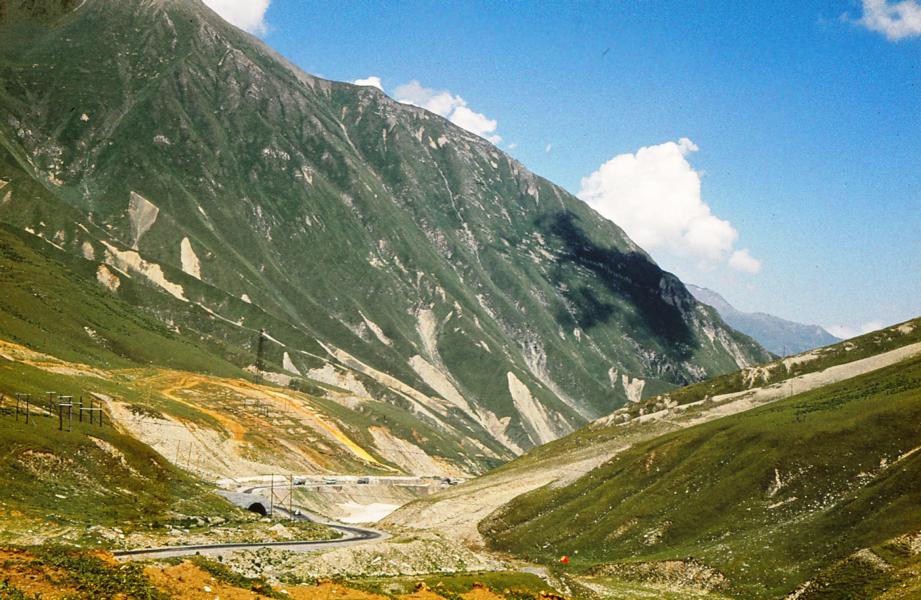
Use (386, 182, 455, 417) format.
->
(203, 0, 271, 35)
(353, 76, 384, 91)
(578, 138, 758, 273)
(450, 106, 499, 141)
(545, 144, 553, 153)
(729, 249, 762, 274)
(393, 80, 501, 144)
(826, 320, 885, 339)
(853, 0, 921, 40)
(507, 142, 518, 150)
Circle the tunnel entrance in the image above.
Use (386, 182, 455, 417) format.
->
(247, 502, 268, 516)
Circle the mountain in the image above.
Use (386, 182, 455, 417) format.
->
(0, 0, 769, 469)
(387, 317, 921, 598)
(687, 284, 839, 356)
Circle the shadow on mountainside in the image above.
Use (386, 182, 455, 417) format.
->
(537, 211, 695, 361)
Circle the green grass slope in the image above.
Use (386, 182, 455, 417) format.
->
(613, 316, 921, 422)
(0, 395, 237, 546)
(0, 222, 243, 374)
(481, 354, 921, 598)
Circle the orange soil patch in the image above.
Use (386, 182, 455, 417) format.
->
(145, 561, 272, 599)
(226, 379, 389, 468)
(399, 582, 449, 600)
(0, 338, 110, 379)
(286, 581, 389, 599)
(462, 583, 506, 600)
(158, 373, 248, 441)
(144, 370, 388, 468)
(147, 563, 417, 600)
(0, 548, 79, 598)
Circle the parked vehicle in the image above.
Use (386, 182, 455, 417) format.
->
(356, 477, 370, 484)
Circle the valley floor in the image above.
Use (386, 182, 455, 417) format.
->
(1, 321, 920, 598)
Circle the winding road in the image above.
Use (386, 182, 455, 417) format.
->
(113, 523, 386, 560)
(114, 482, 389, 561)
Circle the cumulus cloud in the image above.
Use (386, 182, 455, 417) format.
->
(353, 76, 384, 91)
(729, 249, 762, 274)
(203, 0, 271, 35)
(826, 320, 885, 339)
(578, 138, 759, 273)
(853, 0, 921, 40)
(393, 80, 501, 144)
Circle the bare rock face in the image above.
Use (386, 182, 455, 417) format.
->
(0, 0, 770, 467)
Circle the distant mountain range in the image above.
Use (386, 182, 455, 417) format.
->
(687, 284, 839, 356)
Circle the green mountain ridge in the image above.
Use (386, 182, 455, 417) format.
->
(0, 0, 768, 470)
(478, 320, 921, 598)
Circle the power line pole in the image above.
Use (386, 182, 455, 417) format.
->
(256, 329, 266, 372)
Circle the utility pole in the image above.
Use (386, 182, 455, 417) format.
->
(58, 398, 73, 432)
(269, 473, 274, 517)
(256, 329, 266, 372)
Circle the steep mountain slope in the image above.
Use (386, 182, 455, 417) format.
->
(480, 325, 921, 598)
(0, 0, 768, 463)
(688, 284, 839, 356)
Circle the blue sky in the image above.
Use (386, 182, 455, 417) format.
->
(205, 0, 921, 337)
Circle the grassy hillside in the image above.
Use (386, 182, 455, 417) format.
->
(481, 354, 921, 598)
(386, 318, 921, 547)
(0, 222, 243, 374)
(0, 391, 237, 547)
(612, 316, 921, 422)
(0, 354, 347, 549)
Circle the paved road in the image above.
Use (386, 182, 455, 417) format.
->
(114, 486, 389, 561)
(113, 522, 386, 560)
